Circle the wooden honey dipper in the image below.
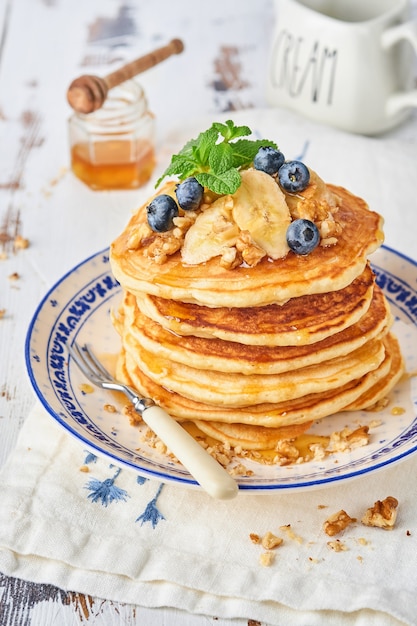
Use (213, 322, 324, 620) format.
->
(67, 38, 184, 114)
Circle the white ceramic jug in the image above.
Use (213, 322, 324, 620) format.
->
(266, 0, 417, 134)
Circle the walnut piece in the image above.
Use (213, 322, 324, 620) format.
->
(361, 496, 399, 530)
(327, 425, 369, 453)
(274, 439, 300, 465)
(259, 551, 275, 567)
(220, 246, 241, 270)
(279, 524, 303, 543)
(235, 230, 266, 267)
(323, 510, 357, 536)
(123, 403, 142, 425)
(144, 231, 183, 264)
(261, 532, 283, 550)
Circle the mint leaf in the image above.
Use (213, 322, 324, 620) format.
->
(195, 169, 242, 195)
(208, 142, 234, 174)
(156, 155, 197, 186)
(213, 120, 251, 142)
(229, 138, 277, 168)
(191, 126, 218, 165)
(156, 120, 277, 193)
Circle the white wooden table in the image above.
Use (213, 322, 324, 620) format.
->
(0, 1, 416, 625)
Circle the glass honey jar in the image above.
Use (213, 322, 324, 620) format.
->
(68, 80, 156, 190)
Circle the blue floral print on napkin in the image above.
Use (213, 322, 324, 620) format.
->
(136, 483, 165, 528)
(85, 466, 129, 506)
(82, 454, 166, 528)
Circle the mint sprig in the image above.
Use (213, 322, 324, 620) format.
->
(156, 120, 277, 195)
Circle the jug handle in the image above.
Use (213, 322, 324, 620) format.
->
(381, 19, 417, 53)
(382, 20, 417, 116)
(386, 90, 417, 116)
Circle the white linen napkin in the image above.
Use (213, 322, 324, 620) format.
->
(0, 400, 416, 626)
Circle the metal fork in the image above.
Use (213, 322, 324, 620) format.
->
(67, 342, 238, 500)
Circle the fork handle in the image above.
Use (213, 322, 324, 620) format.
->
(141, 405, 238, 500)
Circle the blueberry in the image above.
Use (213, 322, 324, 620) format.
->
(253, 146, 285, 175)
(175, 177, 204, 211)
(286, 219, 320, 255)
(278, 161, 310, 193)
(147, 194, 178, 232)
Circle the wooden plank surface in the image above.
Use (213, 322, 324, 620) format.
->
(1, 573, 262, 626)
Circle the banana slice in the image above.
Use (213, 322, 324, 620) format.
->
(182, 195, 239, 265)
(232, 169, 291, 259)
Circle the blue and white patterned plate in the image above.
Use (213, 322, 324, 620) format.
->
(25, 246, 417, 493)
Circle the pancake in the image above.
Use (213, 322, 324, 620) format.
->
(116, 284, 391, 375)
(135, 263, 376, 346)
(110, 184, 384, 308)
(193, 420, 314, 450)
(343, 332, 404, 410)
(121, 326, 386, 407)
(117, 338, 393, 427)
(194, 334, 404, 450)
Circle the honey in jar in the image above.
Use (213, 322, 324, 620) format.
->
(68, 80, 155, 190)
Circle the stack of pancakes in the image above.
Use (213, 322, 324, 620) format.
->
(110, 173, 404, 452)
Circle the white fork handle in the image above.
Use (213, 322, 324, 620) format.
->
(141, 405, 238, 500)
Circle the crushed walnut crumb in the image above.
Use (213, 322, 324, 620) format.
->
(123, 402, 142, 425)
(261, 532, 283, 550)
(259, 551, 275, 567)
(235, 230, 266, 267)
(357, 537, 369, 546)
(14, 235, 29, 250)
(8, 272, 19, 280)
(196, 437, 253, 476)
(323, 510, 357, 536)
(279, 524, 303, 544)
(366, 397, 390, 412)
(361, 496, 399, 530)
(220, 245, 241, 270)
(368, 419, 382, 429)
(274, 439, 301, 465)
(103, 403, 117, 413)
(327, 425, 370, 453)
(250, 530, 284, 568)
(229, 462, 253, 477)
(327, 539, 348, 552)
(144, 230, 183, 265)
